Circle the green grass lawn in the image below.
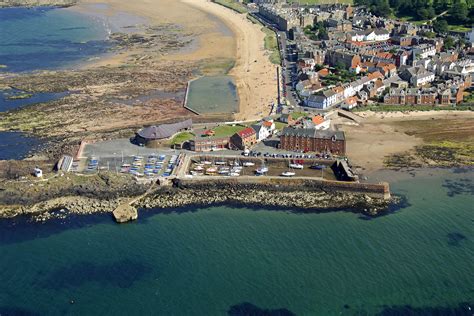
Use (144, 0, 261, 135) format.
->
(212, 124, 247, 137)
(448, 25, 472, 32)
(170, 132, 195, 145)
(274, 121, 287, 131)
(262, 27, 281, 65)
(211, 0, 247, 14)
(290, 112, 308, 120)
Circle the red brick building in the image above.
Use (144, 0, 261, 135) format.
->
(190, 136, 230, 152)
(280, 127, 346, 155)
(230, 127, 257, 150)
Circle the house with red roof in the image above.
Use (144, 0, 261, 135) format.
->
(312, 115, 330, 130)
(230, 127, 257, 150)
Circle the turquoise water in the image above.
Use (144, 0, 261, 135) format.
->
(186, 76, 239, 114)
(0, 169, 473, 315)
(0, 6, 110, 72)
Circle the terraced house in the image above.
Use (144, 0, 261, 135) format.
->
(280, 127, 346, 155)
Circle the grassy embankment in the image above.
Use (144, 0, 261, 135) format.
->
(211, 0, 248, 14)
(170, 132, 195, 145)
(261, 27, 281, 65)
(384, 117, 474, 168)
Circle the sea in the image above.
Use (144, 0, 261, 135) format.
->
(0, 5, 113, 160)
(0, 169, 473, 315)
(0, 5, 473, 316)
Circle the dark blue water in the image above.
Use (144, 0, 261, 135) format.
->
(0, 6, 111, 72)
(0, 131, 44, 160)
(0, 89, 68, 112)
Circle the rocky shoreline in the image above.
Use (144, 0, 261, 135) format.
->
(0, 0, 77, 8)
(0, 184, 398, 222)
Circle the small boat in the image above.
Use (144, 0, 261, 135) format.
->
(229, 172, 240, 177)
(202, 161, 212, 165)
(190, 171, 203, 176)
(215, 161, 226, 165)
(310, 165, 326, 170)
(205, 167, 217, 175)
(243, 161, 255, 167)
(289, 163, 304, 169)
(255, 166, 269, 174)
(194, 166, 204, 171)
(281, 171, 296, 177)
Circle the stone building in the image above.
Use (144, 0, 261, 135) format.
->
(280, 127, 346, 155)
(230, 127, 257, 150)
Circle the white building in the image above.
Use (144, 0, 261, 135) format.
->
(348, 29, 390, 42)
(251, 124, 271, 142)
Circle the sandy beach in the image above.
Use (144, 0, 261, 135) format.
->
(338, 110, 474, 173)
(77, 0, 277, 120)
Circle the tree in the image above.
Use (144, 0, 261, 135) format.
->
(417, 6, 435, 20)
(371, 0, 392, 17)
(433, 19, 449, 34)
(433, 0, 447, 14)
(444, 36, 455, 50)
(449, 0, 468, 24)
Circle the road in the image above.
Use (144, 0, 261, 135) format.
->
(251, 12, 327, 115)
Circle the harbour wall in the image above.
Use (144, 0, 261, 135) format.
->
(175, 177, 391, 200)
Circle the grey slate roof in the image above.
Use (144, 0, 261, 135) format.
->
(137, 119, 192, 140)
(281, 127, 345, 140)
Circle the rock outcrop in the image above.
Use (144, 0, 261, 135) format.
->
(113, 205, 138, 223)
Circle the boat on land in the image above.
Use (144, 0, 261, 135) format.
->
(229, 172, 240, 177)
(205, 167, 217, 175)
(215, 161, 226, 165)
(243, 161, 255, 167)
(289, 163, 304, 169)
(194, 165, 204, 171)
(310, 164, 326, 170)
(202, 161, 212, 165)
(255, 166, 269, 174)
(281, 171, 296, 177)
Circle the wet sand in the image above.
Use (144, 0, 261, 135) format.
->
(339, 110, 474, 173)
(76, 0, 276, 120)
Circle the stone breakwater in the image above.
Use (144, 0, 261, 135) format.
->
(138, 186, 394, 216)
(0, 179, 396, 221)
